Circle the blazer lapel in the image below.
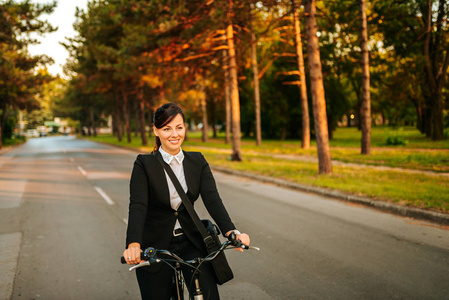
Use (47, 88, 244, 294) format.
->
(182, 151, 197, 204)
(154, 151, 171, 207)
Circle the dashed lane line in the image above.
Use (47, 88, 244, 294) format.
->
(77, 166, 87, 176)
(94, 186, 115, 205)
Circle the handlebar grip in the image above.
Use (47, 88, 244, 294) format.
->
(121, 252, 147, 264)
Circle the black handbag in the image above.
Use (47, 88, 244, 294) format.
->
(156, 154, 234, 285)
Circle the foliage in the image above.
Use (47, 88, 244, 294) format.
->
(0, 0, 56, 146)
(60, 0, 448, 148)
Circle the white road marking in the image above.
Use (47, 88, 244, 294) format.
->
(77, 166, 87, 176)
(94, 186, 115, 205)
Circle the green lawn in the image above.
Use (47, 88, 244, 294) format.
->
(85, 126, 449, 213)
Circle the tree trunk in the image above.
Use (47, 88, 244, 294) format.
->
(410, 95, 423, 133)
(304, 0, 332, 174)
(223, 49, 231, 144)
(292, 0, 310, 149)
(328, 113, 334, 140)
(148, 108, 153, 139)
(138, 91, 148, 146)
(359, 0, 371, 154)
(227, 0, 242, 161)
(422, 0, 447, 140)
(200, 92, 209, 143)
(134, 99, 139, 137)
(89, 107, 97, 137)
(211, 99, 217, 138)
(115, 91, 123, 142)
(0, 103, 6, 149)
(249, 7, 262, 146)
(121, 88, 131, 143)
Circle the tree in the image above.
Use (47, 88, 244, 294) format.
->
(227, 0, 243, 161)
(304, 0, 332, 174)
(0, 0, 56, 148)
(422, 0, 448, 140)
(249, 5, 262, 146)
(359, 0, 371, 154)
(375, 0, 448, 139)
(292, 0, 310, 149)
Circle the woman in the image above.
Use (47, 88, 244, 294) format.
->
(123, 103, 250, 299)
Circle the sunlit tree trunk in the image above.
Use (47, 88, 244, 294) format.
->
(227, 0, 242, 161)
(304, 0, 332, 174)
(249, 7, 262, 146)
(359, 0, 371, 154)
(292, 0, 310, 149)
(223, 49, 231, 144)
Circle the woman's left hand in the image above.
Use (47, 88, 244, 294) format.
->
(226, 231, 250, 252)
(235, 233, 250, 252)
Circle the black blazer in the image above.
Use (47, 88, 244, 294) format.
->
(126, 151, 236, 257)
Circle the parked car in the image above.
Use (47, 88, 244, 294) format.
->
(26, 129, 39, 138)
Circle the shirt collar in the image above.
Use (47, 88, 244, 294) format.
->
(159, 147, 184, 165)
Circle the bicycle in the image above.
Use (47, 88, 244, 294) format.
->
(121, 232, 259, 300)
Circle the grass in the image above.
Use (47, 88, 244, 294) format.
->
(1, 137, 26, 148)
(84, 126, 449, 213)
(186, 149, 449, 213)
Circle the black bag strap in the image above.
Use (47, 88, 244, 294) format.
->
(156, 153, 217, 248)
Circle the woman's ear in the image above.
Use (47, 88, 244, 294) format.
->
(153, 126, 158, 137)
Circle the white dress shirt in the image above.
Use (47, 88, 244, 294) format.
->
(159, 147, 187, 230)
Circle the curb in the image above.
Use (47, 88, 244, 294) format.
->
(211, 166, 449, 226)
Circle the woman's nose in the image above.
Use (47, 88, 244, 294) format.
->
(171, 129, 179, 137)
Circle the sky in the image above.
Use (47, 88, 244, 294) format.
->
(28, 0, 89, 77)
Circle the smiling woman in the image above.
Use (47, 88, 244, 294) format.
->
(123, 102, 250, 299)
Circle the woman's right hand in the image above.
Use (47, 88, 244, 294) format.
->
(123, 242, 142, 265)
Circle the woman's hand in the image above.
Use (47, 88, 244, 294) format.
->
(123, 242, 142, 265)
(226, 231, 250, 252)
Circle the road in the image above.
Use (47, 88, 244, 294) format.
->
(0, 136, 448, 300)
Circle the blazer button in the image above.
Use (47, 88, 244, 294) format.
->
(174, 212, 178, 217)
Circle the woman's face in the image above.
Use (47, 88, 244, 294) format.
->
(154, 113, 186, 155)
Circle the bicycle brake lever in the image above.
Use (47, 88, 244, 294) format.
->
(128, 258, 161, 272)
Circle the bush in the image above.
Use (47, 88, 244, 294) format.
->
(385, 134, 408, 146)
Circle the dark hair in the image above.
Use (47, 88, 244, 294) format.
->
(152, 103, 185, 153)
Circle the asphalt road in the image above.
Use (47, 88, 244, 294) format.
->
(0, 136, 448, 300)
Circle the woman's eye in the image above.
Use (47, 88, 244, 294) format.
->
(177, 127, 183, 130)
(163, 128, 170, 131)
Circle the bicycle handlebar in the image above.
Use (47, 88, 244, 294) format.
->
(121, 232, 259, 269)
